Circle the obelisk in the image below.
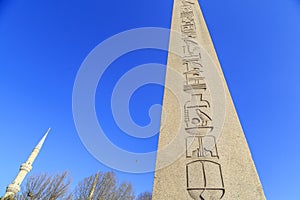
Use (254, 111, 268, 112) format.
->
(152, 0, 266, 199)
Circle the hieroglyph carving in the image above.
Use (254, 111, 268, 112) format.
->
(180, 0, 225, 199)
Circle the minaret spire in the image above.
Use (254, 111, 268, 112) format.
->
(88, 172, 100, 200)
(3, 128, 51, 198)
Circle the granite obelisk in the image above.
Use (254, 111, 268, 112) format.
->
(152, 0, 266, 199)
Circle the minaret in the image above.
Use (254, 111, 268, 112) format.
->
(3, 128, 51, 198)
(88, 172, 100, 200)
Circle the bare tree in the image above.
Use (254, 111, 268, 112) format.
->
(15, 171, 71, 200)
(73, 171, 134, 200)
(2, 171, 138, 200)
(136, 191, 152, 200)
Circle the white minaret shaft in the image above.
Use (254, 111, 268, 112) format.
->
(88, 172, 100, 200)
(3, 128, 51, 198)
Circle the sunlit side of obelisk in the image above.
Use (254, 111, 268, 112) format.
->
(152, 0, 266, 199)
(3, 128, 51, 199)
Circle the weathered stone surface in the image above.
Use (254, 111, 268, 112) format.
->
(152, 0, 266, 199)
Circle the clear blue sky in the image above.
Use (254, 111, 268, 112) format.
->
(0, 0, 300, 199)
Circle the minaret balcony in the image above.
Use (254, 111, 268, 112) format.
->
(20, 163, 32, 172)
(6, 183, 20, 194)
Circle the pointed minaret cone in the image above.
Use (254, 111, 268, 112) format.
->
(152, 0, 266, 199)
(3, 128, 51, 198)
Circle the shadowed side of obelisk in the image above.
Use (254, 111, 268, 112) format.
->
(152, 0, 266, 199)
